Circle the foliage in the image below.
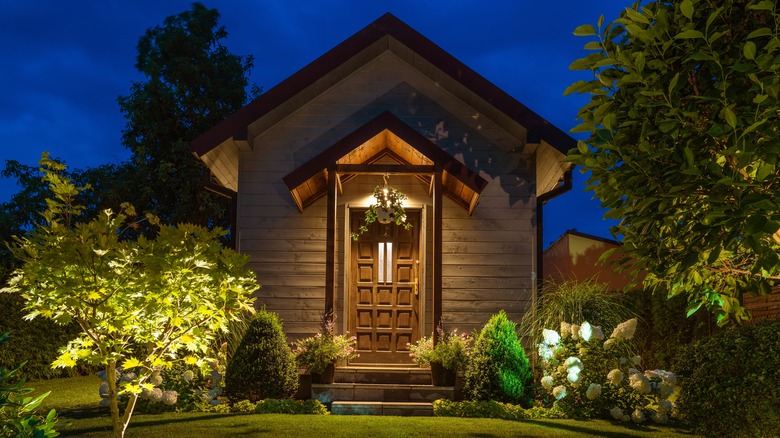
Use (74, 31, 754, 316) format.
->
(293, 311, 357, 375)
(566, 0, 780, 324)
(433, 399, 568, 421)
(675, 318, 780, 437)
(254, 399, 328, 415)
(351, 184, 412, 240)
(623, 289, 713, 370)
(536, 319, 678, 424)
(464, 311, 532, 405)
(1, 154, 258, 437)
(520, 279, 635, 345)
(0, 332, 61, 437)
(409, 326, 472, 371)
(116, 2, 255, 232)
(224, 310, 298, 402)
(0, 294, 88, 381)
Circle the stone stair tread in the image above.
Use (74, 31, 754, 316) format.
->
(331, 401, 434, 416)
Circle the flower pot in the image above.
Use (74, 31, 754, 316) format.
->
(430, 362, 456, 386)
(377, 207, 394, 224)
(311, 363, 335, 384)
(296, 370, 312, 400)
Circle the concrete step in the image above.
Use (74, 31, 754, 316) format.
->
(331, 401, 433, 416)
(312, 383, 453, 403)
(335, 366, 431, 385)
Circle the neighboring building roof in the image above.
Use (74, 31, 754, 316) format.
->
(191, 12, 575, 163)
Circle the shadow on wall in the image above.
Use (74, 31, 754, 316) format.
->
(293, 82, 535, 207)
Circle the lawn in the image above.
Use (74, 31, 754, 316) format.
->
(29, 376, 700, 437)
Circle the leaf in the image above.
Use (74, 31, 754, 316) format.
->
(573, 24, 597, 36)
(123, 357, 142, 369)
(745, 215, 768, 235)
(681, 0, 694, 19)
(625, 7, 650, 24)
(686, 300, 703, 317)
(744, 41, 757, 60)
(749, 0, 775, 11)
(747, 28, 772, 39)
(675, 30, 705, 39)
(635, 51, 646, 73)
(724, 108, 737, 129)
(684, 147, 695, 168)
(669, 72, 680, 96)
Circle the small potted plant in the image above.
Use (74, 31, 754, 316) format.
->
(352, 179, 412, 240)
(293, 311, 357, 384)
(409, 325, 472, 386)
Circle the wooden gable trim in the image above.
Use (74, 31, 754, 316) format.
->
(191, 13, 575, 159)
(282, 111, 488, 212)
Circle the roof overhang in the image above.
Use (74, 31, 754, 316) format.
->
(282, 111, 489, 214)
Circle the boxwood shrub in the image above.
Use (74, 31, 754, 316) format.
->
(675, 318, 780, 438)
(224, 309, 298, 402)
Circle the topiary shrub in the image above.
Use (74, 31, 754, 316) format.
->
(224, 309, 298, 402)
(675, 318, 780, 438)
(464, 311, 532, 405)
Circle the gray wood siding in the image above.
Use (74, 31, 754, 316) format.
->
(238, 52, 536, 340)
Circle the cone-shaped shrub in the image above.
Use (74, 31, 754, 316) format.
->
(464, 310, 532, 405)
(224, 309, 298, 401)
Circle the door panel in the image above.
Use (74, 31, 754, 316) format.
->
(349, 210, 420, 364)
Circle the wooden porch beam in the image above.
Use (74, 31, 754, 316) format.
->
(325, 167, 337, 315)
(432, 169, 443, 344)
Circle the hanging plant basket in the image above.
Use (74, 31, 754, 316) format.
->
(351, 183, 412, 240)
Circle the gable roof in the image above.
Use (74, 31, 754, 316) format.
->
(191, 13, 576, 159)
(282, 111, 489, 214)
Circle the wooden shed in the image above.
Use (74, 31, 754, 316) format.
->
(192, 13, 574, 366)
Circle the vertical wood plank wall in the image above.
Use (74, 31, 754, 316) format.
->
(238, 52, 535, 340)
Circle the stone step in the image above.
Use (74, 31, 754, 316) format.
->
(335, 366, 431, 385)
(312, 383, 453, 403)
(331, 401, 433, 416)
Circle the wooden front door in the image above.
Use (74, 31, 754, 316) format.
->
(349, 210, 420, 364)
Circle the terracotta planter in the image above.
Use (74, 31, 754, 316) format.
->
(430, 362, 456, 386)
(311, 363, 335, 384)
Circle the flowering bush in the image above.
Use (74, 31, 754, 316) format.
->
(536, 318, 679, 423)
(408, 326, 472, 371)
(293, 311, 357, 374)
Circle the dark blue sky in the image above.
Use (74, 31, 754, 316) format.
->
(0, 1, 633, 246)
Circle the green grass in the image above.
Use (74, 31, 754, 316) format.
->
(30, 376, 700, 437)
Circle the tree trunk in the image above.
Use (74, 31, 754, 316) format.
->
(106, 361, 123, 438)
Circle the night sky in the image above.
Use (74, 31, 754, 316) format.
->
(0, 1, 634, 246)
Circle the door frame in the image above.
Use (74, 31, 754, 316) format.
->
(343, 205, 427, 363)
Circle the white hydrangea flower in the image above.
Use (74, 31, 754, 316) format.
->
(541, 375, 555, 390)
(570, 324, 581, 340)
(552, 385, 567, 400)
(619, 357, 628, 365)
(161, 390, 178, 406)
(567, 371, 580, 384)
(579, 322, 593, 342)
(632, 408, 646, 423)
(564, 356, 582, 369)
(150, 371, 163, 386)
(631, 356, 642, 366)
(538, 344, 553, 362)
(182, 370, 195, 382)
(622, 414, 630, 422)
(607, 369, 623, 385)
(542, 329, 561, 346)
(603, 338, 616, 350)
(629, 373, 651, 394)
(610, 406, 624, 420)
(560, 322, 572, 338)
(610, 318, 638, 340)
(149, 388, 163, 402)
(586, 383, 601, 400)
(657, 399, 673, 415)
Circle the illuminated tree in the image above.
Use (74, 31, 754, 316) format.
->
(567, 0, 780, 324)
(2, 154, 258, 438)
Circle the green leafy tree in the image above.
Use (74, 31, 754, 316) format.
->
(117, 2, 255, 231)
(1, 154, 258, 438)
(566, 0, 780, 324)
